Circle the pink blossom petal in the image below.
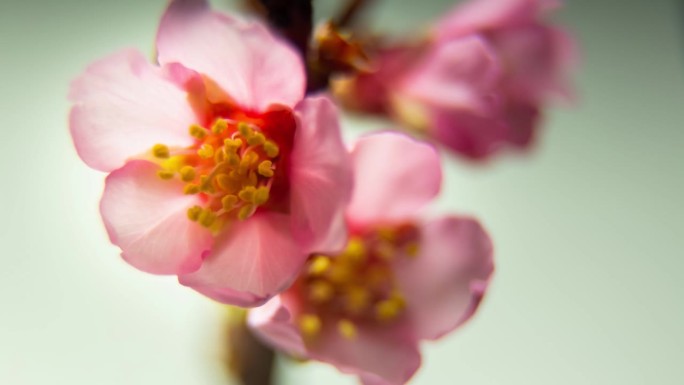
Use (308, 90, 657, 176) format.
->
(178, 213, 306, 306)
(346, 133, 441, 227)
(398, 36, 501, 115)
(250, 296, 420, 384)
(430, 107, 509, 160)
(310, 322, 421, 385)
(436, 0, 559, 39)
(156, 0, 305, 111)
(248, 297, 308, 358)
(289, 96, 353, 253)
(493, 25, 576, 102)
(69, 49, 197, 172)
(394, 216, 494, 340)
(100, 160, 212, 275)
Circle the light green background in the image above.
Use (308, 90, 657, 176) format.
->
(0, 0, 682, 384)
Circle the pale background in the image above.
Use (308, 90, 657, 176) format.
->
(0, 0, 682, 384)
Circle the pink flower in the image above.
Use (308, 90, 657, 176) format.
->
(333, 0, 575, 159)
(69, 0, 352, 306)
(248, 133, 494, 385)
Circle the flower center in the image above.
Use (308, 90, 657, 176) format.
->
(293, 224, 420, 341)
(151, 116, 286, 232)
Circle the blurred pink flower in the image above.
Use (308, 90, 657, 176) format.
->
(249, 133, 494, 385)
(69, 0, 352, 306)
(334, 0, 575, 160)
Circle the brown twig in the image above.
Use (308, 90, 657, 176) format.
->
(225, 309, 276, 385)
(254, 0, 313, 60)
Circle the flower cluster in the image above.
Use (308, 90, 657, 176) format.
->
(334, 0, 575, 159)
(69, 0, 573, 383)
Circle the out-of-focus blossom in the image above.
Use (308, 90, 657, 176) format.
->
(249, 133, 494, 385)
(69, 0, 352, 306)
(333, 0, 575, 159)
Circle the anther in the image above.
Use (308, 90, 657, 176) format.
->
(156, 170, 174, 180)
(152, 144, 170, 158)
(238, 186, 256, 203)
(405, 242, 419, 258)
(263, 140, 279, 158)
(198, 209, 216, 227)
(308, 256, 331, 276)
(179, 166, 196, 182)
(337, 319, 357, 339)
(216, 174, 236, 192)
(224, 138, 243, 152)
(184, 184, 200, 195)
(197, 144, 214, 159)
(375, 242, 395, 261)
(237, 204, 256, 220)
(221, 195, 238, 211)
(343, 237, 366, 263)
(309, 280, 334, 303)
(299, 314, 322, 338)
(237, 122, 253, 138)
(189, 124, 207, 139)
(226, 152, 240, 167)
(247, 132, 265, 146)
(254, 186, 270, 205)
(257, 160, 274, 178)
(245, 170, 258, 187)
(211, 118, 228, 134)
(214, 149, 226, 163)
(375, 296, 405, 322)
(345, 286, 370, 314)
(187, 206, 202, 221)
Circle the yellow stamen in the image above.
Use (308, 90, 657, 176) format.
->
(237, 122, 253, 138)
(198, 144, 214, 159)
(214, 149, 226, 163)
(245, 170, 258, 187)
(377, 227, 395, 242)
(221, 195, 238, 211)
(187, 206, 202, 221)
(309, 280, 334, 303)
(156, 169, 174, 180)
(254, 186, 270, 205)
(238, 186, 256, 203)
(343, 237, 366, 263)
(211, 118, 228, 134)
(184, 184, 200, 195)
(375, 242, 395, 261)
(199, 175, 214, 193)
(337, 319, 357, 339)
(375, 296, 405, 322)
(226, 152, 240, 167)
(298, 314, 322, 338)
(224, 138, 243, 152)
(216, 173, 239, 192)
(263, 140, 279, 158)
(308, 256, 331, 276)
(189, 124, 207, 139)
(198, 209, 216, 227)
(257, 160, 274, 178)
(405, 242, 419, 258)
(238, 152, 259, 175)
(328, 262, 353, 284)
(152, 144, 170, 159)
(237, 204, 256, 220)
(344, 286, 370, 314)
(247, 132, 265, 146)
(179, 166, 196, 182)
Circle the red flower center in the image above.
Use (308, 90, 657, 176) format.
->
(290, 223, 419, 340)
(150, 103, 296, 233)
